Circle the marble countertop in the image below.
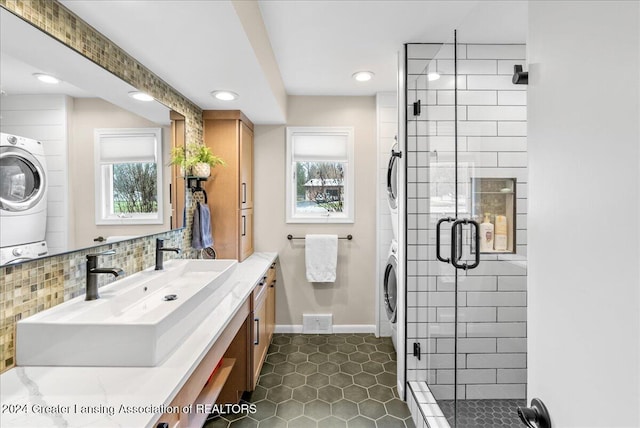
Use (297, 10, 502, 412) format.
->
(0, 252, 277, 428)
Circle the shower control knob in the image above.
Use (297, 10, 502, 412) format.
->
(7, 135, 17, 145)
(12, 248, 23, 256)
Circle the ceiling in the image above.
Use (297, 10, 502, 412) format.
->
(0, 8, 170, 124)
(57, 1, 527, 124)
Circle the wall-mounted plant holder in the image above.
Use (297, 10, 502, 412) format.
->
(186, 176, 208, 203)
(470, 177, 517, 254)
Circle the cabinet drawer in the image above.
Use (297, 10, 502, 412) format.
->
(266, 262, 276, 286)
(252, 273, 268, 310)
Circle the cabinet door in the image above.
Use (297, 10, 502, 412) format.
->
(267, 280, 276, 340)
(266, 264, 276, 340)
(240, 122, 253, 210)
(239, 208, 254, 261)
(252, 296, 268, 388)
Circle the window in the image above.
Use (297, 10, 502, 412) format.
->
(286, 127, 354, 223)
(94, 128, 163, 224)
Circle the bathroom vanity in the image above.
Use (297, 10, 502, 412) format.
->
(0, 252, 277, 428)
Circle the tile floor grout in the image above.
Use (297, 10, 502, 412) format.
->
(205, 333, 414, 428)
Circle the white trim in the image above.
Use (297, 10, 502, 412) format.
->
(94, 127, 163, 225)
(275, 324, 376, 334)
(285, 126, 355, 223)
(375, 95, 382, 339)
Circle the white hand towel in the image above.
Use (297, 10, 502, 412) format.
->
(305, 234, 338, 283)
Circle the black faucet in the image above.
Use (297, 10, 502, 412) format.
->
(86, 250, 125, 301)
(155, 239, 181, 270)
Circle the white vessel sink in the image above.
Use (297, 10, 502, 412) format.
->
(16, 259, 237, 367)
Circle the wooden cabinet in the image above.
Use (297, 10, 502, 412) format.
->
(239, 208, 254, 261)
(157, 298, 250, 428)
(251, 263, 277, 389)
(203, 110, 254, 261)
(239, 121, 253, 210)
(252, 286, 269, 387)
(266, 263, 276, 339)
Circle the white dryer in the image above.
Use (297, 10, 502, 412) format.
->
(386, 137, 401, 240)
(0, 133, 48, 250)
(384, 239, 399, 350)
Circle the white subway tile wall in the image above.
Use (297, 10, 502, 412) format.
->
(406, 43, 527, 400)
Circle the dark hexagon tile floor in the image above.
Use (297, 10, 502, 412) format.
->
(204, 334, 414, 428)
(439, 399, 526, 428)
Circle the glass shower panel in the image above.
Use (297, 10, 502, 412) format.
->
(452, 8, 529, 427)
(406, 23, 528, 426)
(405, 40, 460, 426)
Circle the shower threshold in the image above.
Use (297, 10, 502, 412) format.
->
(408, 382, 525, 428)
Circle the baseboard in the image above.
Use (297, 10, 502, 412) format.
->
(275, 324, 376, 334)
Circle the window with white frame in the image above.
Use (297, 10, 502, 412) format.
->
(286, 127, 354, 223)
(94, 128, 163, 225)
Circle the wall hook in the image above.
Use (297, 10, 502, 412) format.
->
(513, 64, 528, 85)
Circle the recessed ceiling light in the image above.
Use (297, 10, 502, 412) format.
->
(352, 71, 374, 82)
(33, 73, 61, 84)
(128, 91, 154, 102)
(211, 90, 239, 101)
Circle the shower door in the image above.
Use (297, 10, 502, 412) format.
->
(406, 28, 528, 428)
(406, 37, 466, 424)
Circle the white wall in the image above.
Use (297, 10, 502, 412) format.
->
(528, 2, 640, 427)
(70, 98, 171, 249)
(254, 95, 377, 330)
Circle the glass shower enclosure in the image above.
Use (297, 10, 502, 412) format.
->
(404, 30, 528, 428)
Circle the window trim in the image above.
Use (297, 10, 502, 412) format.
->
(285, 126, 355, 223)
(94, 128, 163, 225)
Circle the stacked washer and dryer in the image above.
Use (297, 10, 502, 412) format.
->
(384, 138, 401, 349)
(0, 132, 49, 265)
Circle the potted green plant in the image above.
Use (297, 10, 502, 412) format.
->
(171, 143, 226, 178)
(169, 146, 188, 177)
(187, 144, 225, 178)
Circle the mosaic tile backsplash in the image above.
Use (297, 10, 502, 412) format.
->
(0, 231, 185, 372)
(0, 0, 204, 373)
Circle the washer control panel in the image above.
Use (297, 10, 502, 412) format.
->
(0, 241, 48, 265)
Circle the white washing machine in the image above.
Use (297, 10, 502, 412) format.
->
(386, 137, 401, 240)
(384, 239, 399, 350)
(0, 133, 48, 256)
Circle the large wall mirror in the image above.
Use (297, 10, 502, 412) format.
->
(0, 8, 186, 266)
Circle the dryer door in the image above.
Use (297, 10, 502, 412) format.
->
(386, 141, 401, 210)
(383, 254, 398, 323)
(0, 147, 46, 211)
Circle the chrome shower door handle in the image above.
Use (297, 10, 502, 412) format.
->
(436, 217, 455, 263)
(451, 219, 481, 270)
